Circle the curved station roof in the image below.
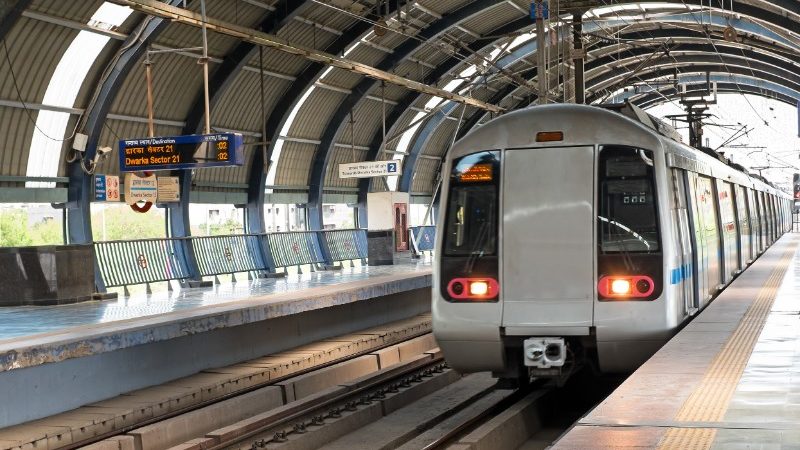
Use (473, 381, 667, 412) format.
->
(0, 0, 797, 235)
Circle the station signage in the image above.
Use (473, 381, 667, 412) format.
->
(118, 133, 244, 172)
(94, 175, 120, 202)
(339, 160, 401, 178)
(157, 176, 180, 203)
(124, 173, 158, 205)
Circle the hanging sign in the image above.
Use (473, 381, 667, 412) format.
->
(118, 133, 244, 172)
(157, 176, 180, 203)
(94, 175, 120, 202)
(339, 160, 401, 178)
(124, 173, 158, 205)
(530, 0, 549, 20)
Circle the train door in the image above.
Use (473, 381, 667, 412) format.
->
(672, 168, 696, 314)
(735, 185, 751, 267)
(501, 146, 594, 329)
(692, 175, 721, 300)
(686, 172, 707, 305)
(716, 180, 737, 283)
(752, 189, 763, 254)
(756, 192, 769, 248)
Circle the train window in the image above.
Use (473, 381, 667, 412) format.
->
(598, 146, 660, 253)
(443, 151, 500, 257)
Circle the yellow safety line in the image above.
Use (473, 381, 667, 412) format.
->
(657, 241, 797, 450)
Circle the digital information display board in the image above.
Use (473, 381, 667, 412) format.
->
(119, 133, 244, 172)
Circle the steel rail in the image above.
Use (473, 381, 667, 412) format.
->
(61, 329, 433, 449)
(211, 356, 447, 449)
(107, 0, 504, 114)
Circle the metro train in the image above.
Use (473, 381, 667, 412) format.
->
(432, 103, 793, 382)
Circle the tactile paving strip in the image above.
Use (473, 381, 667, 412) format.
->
(657, 245, 797, 450)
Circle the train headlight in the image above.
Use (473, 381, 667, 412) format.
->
(447, 278, 499, 301)
(610, 279, 631, 295)
(469, 280, 489, 296)
(598, 275, 655, 299)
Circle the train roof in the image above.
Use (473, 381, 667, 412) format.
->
(451, 103, 789, 199)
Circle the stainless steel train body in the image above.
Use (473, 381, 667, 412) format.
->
(432, 103, 793, 378)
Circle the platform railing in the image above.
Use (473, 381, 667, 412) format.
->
(321, 229, 368, 265)
(95, 230, 371, 291)
(95, 237, 193, 288)
(263, 231, 326, 270)
(192, 234, 268, 278)
(409, 226, 436, 257)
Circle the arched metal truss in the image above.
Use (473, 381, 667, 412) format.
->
(0, 0, 797, 263)
(389, 7, 799, 199)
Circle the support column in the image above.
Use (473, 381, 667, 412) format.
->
(573, 13, 585, 104)
(166, 170, 206, 285)
(535, 0, 548, 105)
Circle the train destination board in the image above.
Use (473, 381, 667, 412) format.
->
(119, 133, 244, 172)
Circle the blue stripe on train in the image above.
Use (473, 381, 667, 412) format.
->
(670, 262, 693, 285)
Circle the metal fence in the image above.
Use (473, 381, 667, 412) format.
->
(95, 238, 192, 287)
(409, 226, 436, 255)
(322, 229, 368, 263)
(93, 228, 412, 290)
(193, 234, 267, 276)
(263, 231, 326, 269)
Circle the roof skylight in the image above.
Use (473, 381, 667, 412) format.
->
(26, 2, 132, 188)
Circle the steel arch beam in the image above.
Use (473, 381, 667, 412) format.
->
(586, 62, 800, 104)
(585, 53, 800, 102)
(634, 83, 799, 109)
(352, 15, 533, 224)
(182, 1, 299, 135)
(249, 4, 408, 235)
(174, 1, 300, 273)
(392, 7, 799, 196)
(306, 0, 520, 230)
(68, 0, 185, 289)
(462, 29, 798, 133)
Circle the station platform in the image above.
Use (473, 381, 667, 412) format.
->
(0, 261, 432, 428)
(553, 233, 800, 449)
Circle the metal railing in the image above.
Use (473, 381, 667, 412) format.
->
(95, 238, 192, 287)
(264, 231, 326, 269)
(409, 226, 436, 255)
(193, 234, 267, 277)
(322, 229, 368, 263)
(93, 228, 425, 291)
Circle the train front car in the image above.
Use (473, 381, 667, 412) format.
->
(433, 104, 680, 382)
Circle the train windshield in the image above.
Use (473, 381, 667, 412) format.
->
(598, 146, 660, 253)
(443, 151, 500, 257)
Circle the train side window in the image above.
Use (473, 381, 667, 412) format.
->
(735, 185, 750, 237)
(598, 146, 660, 253)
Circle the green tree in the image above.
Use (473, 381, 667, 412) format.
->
(0, 211, 33, 247)
(91, 206, 166, 241)
(30, 218, 63, 245)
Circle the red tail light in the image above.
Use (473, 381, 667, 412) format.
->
(447, 278, 499, 301)
(598, 275, 655, 299)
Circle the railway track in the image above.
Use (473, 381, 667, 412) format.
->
(58, 314, 620, 450)
(15, 314, 434, 450)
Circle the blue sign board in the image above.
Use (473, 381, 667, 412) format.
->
(119, 133, 244, 172)
(530, 1, 549, 20)
(95, 175, 107, 201)
(387, 162, 398, 174)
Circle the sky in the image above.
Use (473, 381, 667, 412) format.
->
(647, 94, 800, 192)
